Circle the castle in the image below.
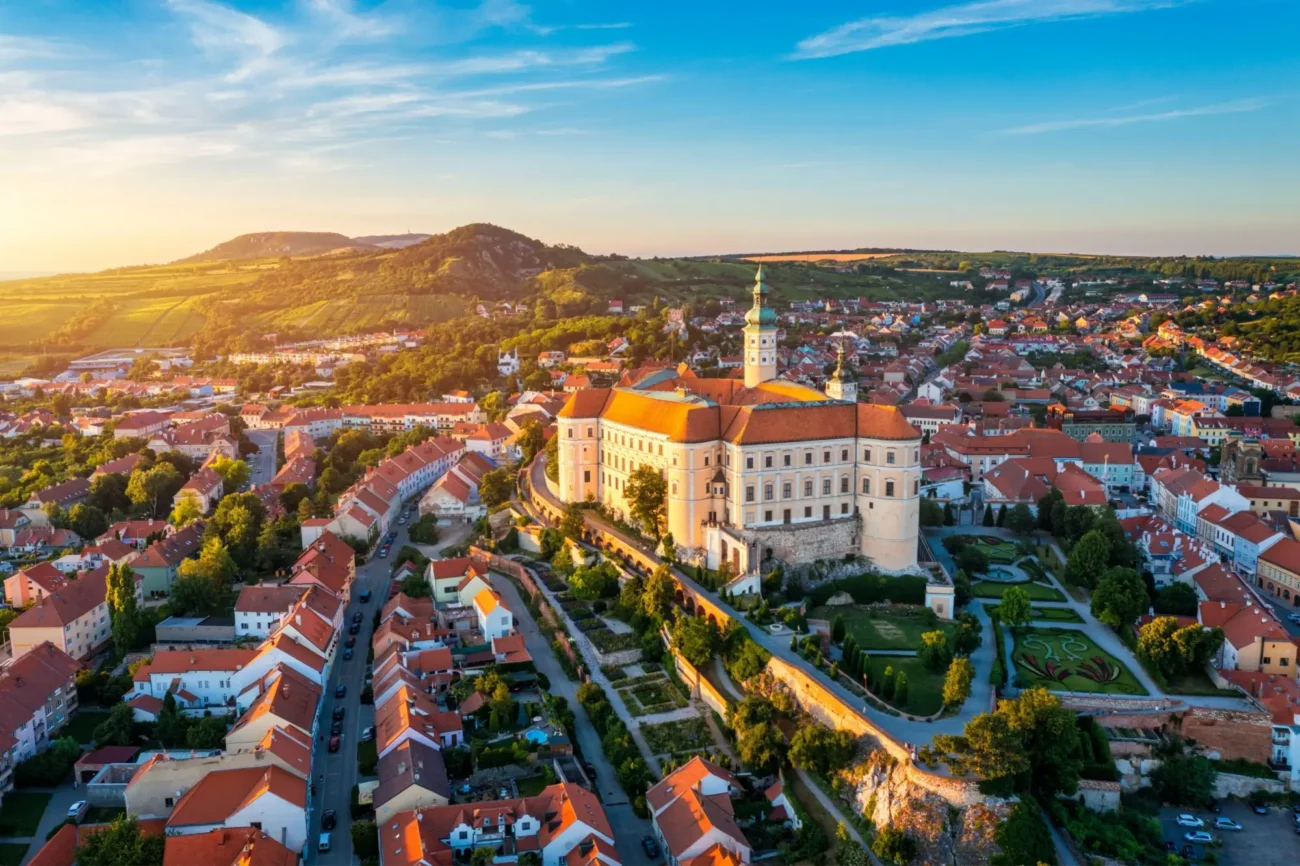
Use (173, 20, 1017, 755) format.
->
(554, 267, 922, 574)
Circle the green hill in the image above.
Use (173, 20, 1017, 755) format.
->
(175, 231, 374, 263)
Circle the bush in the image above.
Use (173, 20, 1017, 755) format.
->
(993, 802, 1056, 866)
(872, 826, 917, 865)
(806, 572, 927, 607)
(351, 819, 379, 860)
(15, 737, 81, 787)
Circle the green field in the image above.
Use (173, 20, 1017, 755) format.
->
(1012, 628, 1146, 695)
(810, 605, 954, 650)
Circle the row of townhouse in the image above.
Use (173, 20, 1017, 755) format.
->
(1193, 564, 1297, 676)
(323, 435, 466, 542)
(418, 450, 497, 524)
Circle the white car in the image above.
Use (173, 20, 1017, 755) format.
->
(1289, 614, 1300, 624)
(66, 800, 88, 819)
(1176, 814, 1204, 828)
(1183, 831, 1213, 844)
(1214, 817, 1242, 831)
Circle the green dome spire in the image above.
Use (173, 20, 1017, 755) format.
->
(745, 265, 776, 327)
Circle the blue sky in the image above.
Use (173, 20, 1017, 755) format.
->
(1, 0, 1296, 272)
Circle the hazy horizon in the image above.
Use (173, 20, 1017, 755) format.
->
(3, 0, 1297, 273)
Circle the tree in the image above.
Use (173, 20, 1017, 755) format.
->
(172, 537, 236, 616)
(943, 503, 955, 526)
(559, 502, 585, 539)
(408, 512, 440, 544)
(74, 815, 165, 866)
(641, 564, 675, 621)
(106, 563, 139, 657)
(1006, 503, 1036, 536)
(992, 802, 1057, 866)
(624, 464, 668, 538)
(544, 434, 559, 483)
(1153, 582, 1199, 616)
(998, 686, 1082, 798)
(996, 503, 1007, 527)
(934, 708, 1028, 783)
(943, 657, 975, 707)
(279, 482, 310, 513)
(351, 819, 380, 861)
(210, 456, 251, 495)
(569, 562, 618, 600)
(211, 492, 266, 570)
(479, 467, 514, 508)
(951, 611, 982, 656)
(169, 496, 203, 527)
(982, 506, 994, 527)
(518, 419, 546, 465)
(1089, 566, 1148, 629)
(872, 826, 917, 866)
(126, 463, 183, 518)
(955, 544, 989, 575)
(90, 472, 132, 514)
(672, 614, 720, 667)
(998, 586, 1032, 629)
(952, 569, 972, 607)
(67, 503, 108, 540)
(830, 615, 847, 644)
(1149, 751, 1216, 808)
(919, 498, 944, 527)
(1037, 490, 1063, 532)
(919, 630, 952, 672)
(92, 703, 136, 747)
(893, 671, 909, 705)
(736, 721, 785, 775)
(1138, 616, 1224, 679)
(1064, 529, 1110, 588)
(789, 724, 856, 776)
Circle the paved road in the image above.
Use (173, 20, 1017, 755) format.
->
(245, 428, 279, 487)
(310, 507, 421, 866)
(489, 569, 656, 863)
(15, 783, 82, 865)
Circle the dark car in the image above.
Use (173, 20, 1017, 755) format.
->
(343, 647, 354, 661)
(322, 810, 337, 831)
(349, 622, 360, 635)
(328, 736, 341, 753)
(345, 636, 356, 648)
(335, 684, 347, 698)
(359, 590, 371, 603)
(1164, 841, 1175, 853)
(333, 706, 345, 721)
(1180, 845, 1195, 859)
(330, 720, 343, 736)
(1253, 804, 1270, 815)
(641, 836, 660, 859)
(352, 611, 363, 624)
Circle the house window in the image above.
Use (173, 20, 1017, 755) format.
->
(746, 486, 755, 503)
(746, 456, 754, 469)
(863, 478, 870, 494)
(886, 481, 895, 497)
(863, 448, 871, 462)
(764, 484, 773, 501)
(805, 452, 812, 465)
(783, 454, 792, 467)
(822, 478, 831, 495)
(841, 502, 849, 514)
(840, 476, 849, 494)
(583, 470, 590, 483)
(804, 480, 813, 496)
(165, 797, 174, 808)
(567, 429, 574, 438)
(842, 449, 849, 461)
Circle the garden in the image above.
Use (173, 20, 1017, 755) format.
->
(971, 579, 1066, 601)
(987, 603, 1083, 623)
(616, 671, 689, 717)
(0, 791, 50, 838)
(861, 655, 946, 716)
(951, 534, 1022, 564)
(1012, 628, 1147, 695)
(808, 603, 955, 651)
(641, 717, 712, 756)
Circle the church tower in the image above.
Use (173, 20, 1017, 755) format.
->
(825, 342, 857, 402)
(743, 266, 778, 387)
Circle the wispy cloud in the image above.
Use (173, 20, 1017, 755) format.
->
(998, 97, 1268, 134)
(0, 34, 63, 64)
(432, 42, 635, 76)
(793, 0, 1189, 59)
(166, 0, 286, 80)
(303, 0, 396, 40)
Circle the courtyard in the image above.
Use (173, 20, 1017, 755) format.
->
(808, 604, 955, 651)
(1011, 627, 1147, 695)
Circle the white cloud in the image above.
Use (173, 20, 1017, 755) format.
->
(166, 0, 286, 80)
(303, 0, 396, 40)
(0, 35, 63, 63)
(999, 97, 1268, 134)
(0, 99, 93, 136)
(432, 42, 634, 76)
(793, 0, 1188, 59)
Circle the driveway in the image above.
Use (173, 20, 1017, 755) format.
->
(489, 571, 656, 863)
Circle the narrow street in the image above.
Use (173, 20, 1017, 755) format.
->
(489, 570, 656, 863)
(245, 428, 279, 487)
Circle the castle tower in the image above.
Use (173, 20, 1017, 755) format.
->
(825, 342, 857, 402)
(743, 266, 777, 387)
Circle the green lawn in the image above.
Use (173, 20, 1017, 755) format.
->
(862, 656, 945, 716)
(0, 791, 51, 837)
(61, 710, 110, 744)
(988, 604, 1083, 623)
(972, 581, 1067, 602)
(516, 775, 550, 797)
(0, 843, 29, 866)
(1012, 628, 1147, 695)
(808, 605, 954, 650)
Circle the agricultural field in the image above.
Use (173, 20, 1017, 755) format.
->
(1012, 627, 1146, 695)
(741, 252, 897, 263)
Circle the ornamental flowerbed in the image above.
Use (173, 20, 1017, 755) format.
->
(1011, 627, 1146, 695)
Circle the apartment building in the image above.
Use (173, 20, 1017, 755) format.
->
(6, 566, 132, 661)
(0, 643, 81, 805)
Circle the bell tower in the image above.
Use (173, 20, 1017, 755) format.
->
(825, 342, 857, 402)
(743, 266, 778, 387)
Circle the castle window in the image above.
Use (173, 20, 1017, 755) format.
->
(887, 451, 896, 464)
(840, 476, 849, 494)
(765, 455, 773, 469)
(764, 483, 773, 501)
(746, 486, 755, 503)
(671, 482, 677, 495)
(823, 450, 830, 463)
(804, 480, 813, 497)
(913, 449, 919, 461)
(822, 478, 831, 495)
(583, 471, 590, 483)
(914, 479, 920, 495)
(764, 510, 772, 522)
(886, 480, 895, 497)
(863, 478, 870, 494)
(586, 427, 593, 437)
(805, 506, 812, 518)
(783, 454, 791, 467)
(782, 482, 792, 499)
(659, 445, 664, 456)
(863, 448, 872, 462)
(842, 449, 849, 461)
(704, 455, 710, 467)
(804, 451, 812, 465)
(568, 429, 574, 438)
(823, 505, 830, 520)
(746, 456, 754, 470)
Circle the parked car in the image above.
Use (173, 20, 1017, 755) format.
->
(343, 647, 354, 661)
(335, 684, 347, 698)
(318, 833, 331, 852)
(333, 706, 345, 721)
(328, 736, 340, 753)
(1183, 831, 1213, 844)
(67, 800, 88, 819)
(349, 622, 360, 635)
(378, 549, 388, 558)
(641, 836, 660, 859)
(359, 590, 371, 603)
(330, 720, 343, 736)
(345, 636, 356, 648)
(361, 726, 375, 742)
(1214, 817, 1242, 831)
(1176, 815, 1204, 828)
(1288, 613, 1300, 624)
(322, 810, 337, 830)
(1180, 844, 1195, 858)
(1253, 804, 1270, 815)
(352, 611, 363, 624)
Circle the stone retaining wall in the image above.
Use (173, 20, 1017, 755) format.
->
(673, 650, 732, 718)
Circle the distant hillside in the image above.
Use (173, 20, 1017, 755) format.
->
(352, 233, 432, 249)
(175, 231, 376, 263)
